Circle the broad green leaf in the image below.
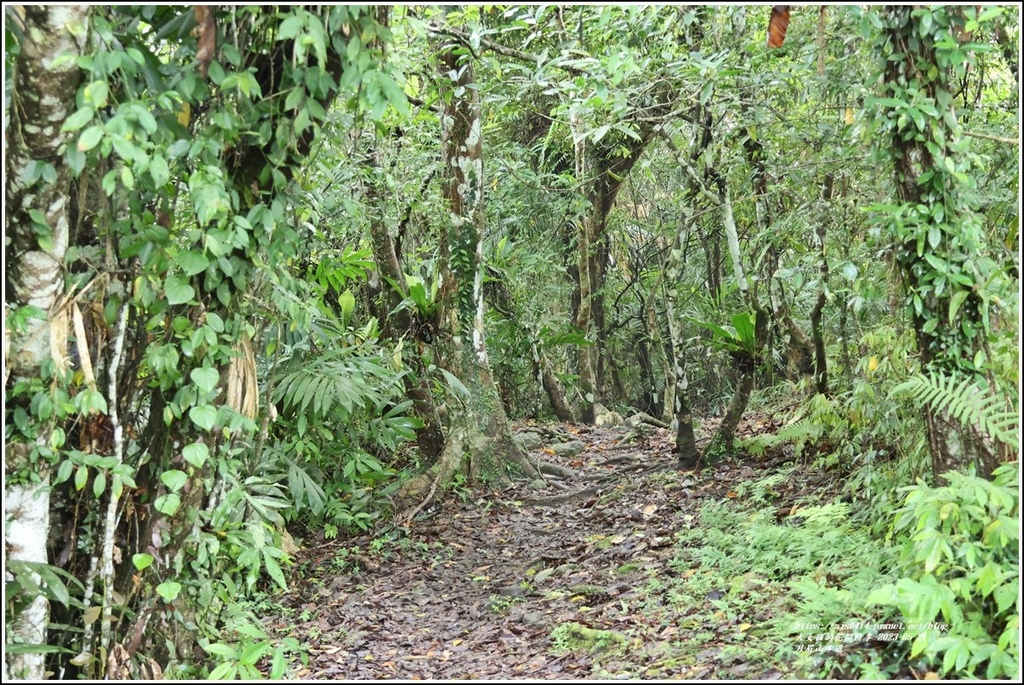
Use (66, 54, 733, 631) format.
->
(948, 289, 969, 325)
(154, 493, 181, 516)
(132, 553, 154, 571)
(190, 367, 220, 394)
(189, 404, 217, 431)
(92, 472, 106, 498)
(164, 275, 195, 306)
(160, 469, 188, 492)
(176, 251, 210, 276)
(182, 442, 209, 467)
(61, 107, 95, 133)
(149, 154, 170, 187)
(207, 663, 237, 680)
(155, 581, 182, 602)
(77, 125, 104, 152)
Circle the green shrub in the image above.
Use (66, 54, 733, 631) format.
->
(867, 461, 1020, 678)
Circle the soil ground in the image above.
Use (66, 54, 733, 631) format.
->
(263, 417, 839, 680)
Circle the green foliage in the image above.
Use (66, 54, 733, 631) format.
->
(267, 333, 419, 534)
(865, 6, 1013, 377)
(200, 611, 304, 680)
(688, 312, 759, 358)
(866, 462, 1020, 679)
(5, 561, 86, 617)
(741, 417, 826, 460)
(4, 3, 1019, 679)
(682, 499, 878, 583)
(892, 372, 1019, 450)
(657, 488, 900, 678)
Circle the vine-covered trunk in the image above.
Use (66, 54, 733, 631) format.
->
(364, 152, 446, 463)
(4, 7, 89, 680)
(876, 6, 1004, 477)
(430, 41, 539, 490)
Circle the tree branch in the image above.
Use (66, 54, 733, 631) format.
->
(962, 130, 1019, 145)
(428, 24, 583, 76)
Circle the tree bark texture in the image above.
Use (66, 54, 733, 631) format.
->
(880, 6, 1001, 477)
(4, 6, 89, 680)
(434, 45, 538, 484)
(706, 179, 769, 460)
(364, 152, 446, 463)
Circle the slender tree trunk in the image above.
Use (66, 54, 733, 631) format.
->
(568, 116, 656, 422)
(4, 6, 89, 680)
(705, 177, 769, 459)
(363, 150, 446, 463)
(810, 177, 832, 395)
(569, 114, 600, 422)
(662, 203, 700, 469)
(532, 341, 575, 423)
(642, 285, 674, 423)
(742, 108, 815, 381)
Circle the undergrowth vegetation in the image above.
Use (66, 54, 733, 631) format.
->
(650, 455, 1019, 679)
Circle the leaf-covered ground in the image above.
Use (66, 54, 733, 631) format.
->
(262, 418, 857, 680)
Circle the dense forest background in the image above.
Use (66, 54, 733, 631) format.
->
(3, 4, 1019, 680)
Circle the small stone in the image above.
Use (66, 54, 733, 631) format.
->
(513, 432, 544, 451)
(550, 440, 585, 457)
(521, 611, 545, 626)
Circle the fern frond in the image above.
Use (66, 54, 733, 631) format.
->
(742, 418, 824, 456)
(891, 372, 1019, 449)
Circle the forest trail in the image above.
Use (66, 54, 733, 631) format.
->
(265, 418, 833, 679)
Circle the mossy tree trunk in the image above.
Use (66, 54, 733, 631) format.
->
(874, 6, 1008, 477)
(363, 148, 446, 463)
(704, 176, 769, 460)
(430, 42, 539, 490)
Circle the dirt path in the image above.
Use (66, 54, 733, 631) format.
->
(265, 420, 803, 679)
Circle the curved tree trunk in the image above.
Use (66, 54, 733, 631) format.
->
(4, 6, 89, 680)
(705, 177, 769, 460)
(533, 342, 575, 423)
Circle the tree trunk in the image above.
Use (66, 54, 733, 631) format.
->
(428, 41, 539, 493)
(705, 177, 769, 460)
(364, 152, 446, 463)
(705, 354, 757, 458)
(876, 6, 1003, 477)
(4, 6, 89, 680)
(532, 341, 575, 423)
(661, 198, 700, 469)
(568, 119, 656, 422)
(810, 178, 832, 396)
(742, 106, 815, 381)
